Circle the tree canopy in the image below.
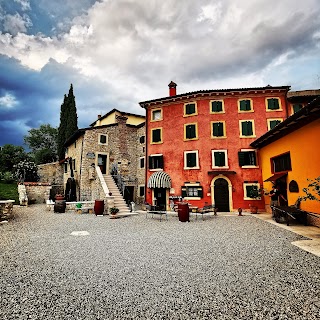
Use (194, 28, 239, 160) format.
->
(0, 144, 30, 173)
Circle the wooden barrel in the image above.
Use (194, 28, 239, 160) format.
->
(54, 200, 66, 213)
(94, 200, 104, 215)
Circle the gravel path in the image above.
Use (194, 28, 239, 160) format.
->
(1, 205, 319, 320)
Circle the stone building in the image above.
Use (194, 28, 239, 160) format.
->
(63, 109, 145, 204)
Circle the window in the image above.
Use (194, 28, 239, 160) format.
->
(267, 119, 282, 130)
(139, 185, 145, 197)
(72, 159, 76, 171)
(74, 141, 77, 148)
(139, 157, 145, 169)
(238, 99, 252, 112)
(210, 100, 224, 113)
(239, 120, 255, 137)
(184, 123, 198, 140)
(99, 134, 108, 145)
(151, 128, 162, 144)
(266, 98, 281, 111)
(139, 136, 145, 144)
(211, 121, 226, 138)
(184, 150, 199, 169)
(212, 150, 228, 168)
(64, 163, 68, 173)
(238, 150, 257, 167)
(151, 109, 162, 121)
(243, 183, 261, 200)
(292, 104, 303, 114)
(148, 154, 163, 170)
(181, 186, 203, 199)
(184, 102, 197, 116)
(272, 152, 291, 173)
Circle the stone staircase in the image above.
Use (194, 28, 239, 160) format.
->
(103, 175, 131, 215)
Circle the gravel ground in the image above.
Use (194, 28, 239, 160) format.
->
(1, 205, 319, 320)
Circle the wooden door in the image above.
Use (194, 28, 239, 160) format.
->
(214, 178, 230, 212)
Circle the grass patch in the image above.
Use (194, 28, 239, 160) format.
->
(0, 182, 19, 203)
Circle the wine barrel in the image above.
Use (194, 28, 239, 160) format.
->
(94, 200, 104, 215)
(54, 200, 66, 213)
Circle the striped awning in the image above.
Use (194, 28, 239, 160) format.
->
(148, 171, 172, 188)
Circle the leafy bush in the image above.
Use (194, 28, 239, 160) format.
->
(301, 177, 320, 202)
(0, 182, 19, 203)
(13, 160, 39, 182)
(0, 171, 15, 183)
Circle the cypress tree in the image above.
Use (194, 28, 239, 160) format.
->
(57, 94, 68, 160)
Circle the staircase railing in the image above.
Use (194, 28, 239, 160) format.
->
(110, 163, 125, 196)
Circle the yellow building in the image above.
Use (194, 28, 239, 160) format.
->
(251, 96, 320, 219)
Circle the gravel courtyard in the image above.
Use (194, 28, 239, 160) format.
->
(1, 205, 319, 320)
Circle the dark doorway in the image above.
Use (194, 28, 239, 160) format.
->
(65, 177, 77, 201)
(276, 177, 288, 206)
(154, 188, 167, 210)
(97, 154, 107, 174)
(214, 178, 230, 212)
(124, 186, 134, 205)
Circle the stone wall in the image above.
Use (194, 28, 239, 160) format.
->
(24, 182, 52, 204)
(307, 213, 320, 227)
(38, 162, 64, 185)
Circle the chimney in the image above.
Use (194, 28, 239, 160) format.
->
(98, 115, 101, 119)
(168, 81, 177, 96)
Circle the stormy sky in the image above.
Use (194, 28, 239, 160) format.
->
(0, 0, 319, 147)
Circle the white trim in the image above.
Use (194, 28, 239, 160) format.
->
(184, 150, 200, 170)
(210, 175, 233, 212)
(243, 182, 261, 200)
(183, 101, 198, 117)
(211, 149, 229, 169)
(239, 119, 256, 138)
(98, 133, 108, 145)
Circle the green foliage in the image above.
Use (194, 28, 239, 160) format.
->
(0, 182, 19, 203)
(24, 124, 58, 164)
(0, 144, 29, 173)
(13, 160, 39, 182)
(300, 177, 320, 202)
(109, 206, 119, 215)
(0, 171, 15, 183)
(57, 84, 79, 160)
(247, 185, 262, 199)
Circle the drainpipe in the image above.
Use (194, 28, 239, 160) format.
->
(144, 107, 148, 204)
(79, 138, 84, 201)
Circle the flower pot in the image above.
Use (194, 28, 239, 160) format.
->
(55, 194, 65, 201)
(250, 205, 258, 214)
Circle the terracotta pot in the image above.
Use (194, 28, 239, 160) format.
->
(55, 194, 65, 201)
(250, 205, 258, 214)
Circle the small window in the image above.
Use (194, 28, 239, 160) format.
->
(238, 150, 257, 167)
(139, 186, 145, 197)
(139, 136, 145, 144)
(244, 183, 261, 200)
(140, 157, 145, 169)
(64, 163, 68, 173)
(240, 120, 255, 137)
(74, 141, 77, 148)
(151, 128, 162, 144)
(151, 109, 162, 121)
(239, 99, 252, 112)
(149, 155, 163, 170)
(212, 150, 228, 168)
(184, 102, 197, 116)
(184, 123, 198, 140)
(292, 104, 303, 114)
(268, 119, 282, 130)
(210, 100, 224, 113)
(266, 98, 281, 111)
(211, 121, 226, 138)
(289, 180, 299, 193)
(181, 186, 203, 198)
(99, 134, 107, 144)
(72, 159, 76, 171)
(184, 151, 199, 169)
(272, 152, 291, 173)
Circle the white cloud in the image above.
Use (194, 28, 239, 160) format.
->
(0, 93, 18, 108)
(14, 0, 31, 11)
(3, 13, 32, 35)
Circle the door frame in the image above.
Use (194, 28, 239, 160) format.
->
(96, 152, 109, 174)
(152, 188, 168, 210)
(211, 175, 233, 212)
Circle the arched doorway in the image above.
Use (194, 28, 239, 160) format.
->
(212, 177, 232, 212)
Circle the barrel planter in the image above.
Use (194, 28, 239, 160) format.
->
(94, 200, 104, 216)
(54, 200, 66, 213)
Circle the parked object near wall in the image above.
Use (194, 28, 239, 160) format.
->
(18, 184, 28, 206)
(94, 199, 104, 215)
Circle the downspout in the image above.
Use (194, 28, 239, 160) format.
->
(79, 137, 84, 201)
(144, 105, 148, 204)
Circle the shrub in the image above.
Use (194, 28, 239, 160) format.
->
(13, 160, 39, 182)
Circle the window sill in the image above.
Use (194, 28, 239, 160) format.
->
(212, 166, 229, 169)
(150, 119, 163, 122)
(211, 136, 227, 139)
(240, 135, 256, 138)
(150, 141, 163, 145)
(149, 169, 163, 172)
(266, 109, 283, 112)
(184, 197, 201, 201)
(184, 138, 199, 141)
(183, 113, 198, 117)
(238, 110, 254, 113)
(241, 165, 259, 169)
(184, 167, 200, 170)
(210, 111, 225, 114)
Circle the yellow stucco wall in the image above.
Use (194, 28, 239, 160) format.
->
(94, 112, 145, 126)
(259, 118, 320, 214)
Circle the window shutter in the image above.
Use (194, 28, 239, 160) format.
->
(212, 101, 222, 112)
(270, 120, 281, 130)
(100, 135, 106, 144)
(181, 187, 187, 198)
(159, 155, 164, 169)
(148, 156, 153, 169)
(214, 152, 225, 167)
(238, 151, 245, 166)
(241, 122, 248, 136)
(152, 129, 161, 143)
(198, 187, 203, 198)
(293, 104, 302, 113)
(240, 100, 246, 111)
(187, 153, 196, 167)
(139, 136, 145, 144)
(185, 103, 195, 114)
(186, 125, 196, 139)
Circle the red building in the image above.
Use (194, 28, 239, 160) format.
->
(139, 83, 290, 212)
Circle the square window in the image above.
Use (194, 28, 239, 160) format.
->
(239, 99, 252, 111)
(185, 123, 198, 140)
(184, 102, 197, 116)
(244, 183, 261, 200)
(64, 163, 68, 173)
(211, 100, 224, 113)
(272, 152, 291, 173)
(151, 128, 162, 144)
(267, 98, 280, 110)
(149, 155, 163, 169)
(212, 122, 225, 137)
(212, 150, 228, 168)
(140, 157, 145, 169)
(139, 136, 145, 144)
(72, 159, 76, 171)
(139, 186, 145, 197)
(181, 186, 203, 198)
(268, 119, 282, 130)
(240, 120, 255, 137)
(151, 109, 162, 121)
(184, 151, 199, 169)
(292, 104, 303, 113)
(99, 134, 107, 144)
(238, 150, 257, 167)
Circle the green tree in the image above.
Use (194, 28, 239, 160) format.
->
(24, 124, 58, 164)
(0, 144, 29, 173)
(57, 84, 78, 160)
(13, 160, 39, 182)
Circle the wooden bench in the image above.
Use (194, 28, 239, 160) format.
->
(196, 205, 216, 220)
(271, 205, 308, 226)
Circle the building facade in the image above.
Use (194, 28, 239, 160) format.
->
(63, 109, 145, 204)
(140, 83, 291, 212)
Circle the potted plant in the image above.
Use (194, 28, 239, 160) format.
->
(247, 186, 262, 214)
(109, 206, 119, 215)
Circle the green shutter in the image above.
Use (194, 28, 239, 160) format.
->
(268, 98, 280, 110)
(213, 123, 223, 137)
(269, 120, 281, 130)
(198, 187, 203, 198)
(242, 121, 253, 136)
(293, 104, 302, 113)
(214, 152, 225, 166)
(181, 187, 187, 198)
(238, 151, 245, 166)
(185, 103, 195, 114)
(240, 100, 251, 111)
(152, 129, 161, 142)
(186, 125, 196, 139)
(211, 101, 222, 112)
(187, 153, 196, 167)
